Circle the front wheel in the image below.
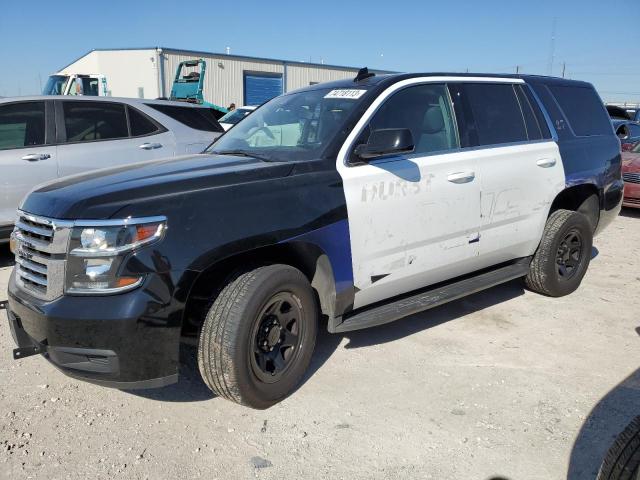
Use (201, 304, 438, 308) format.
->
(197, 264, 318, 409)
(525, 209, 593, 297)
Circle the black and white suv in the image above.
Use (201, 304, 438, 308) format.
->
(7, 71, 623, 409)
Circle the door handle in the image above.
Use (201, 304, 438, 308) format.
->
(21, 153, 51, 162)
(447, 171, 475, 184)
(536, 158, 556, 168)
(139, 142, 162, 150)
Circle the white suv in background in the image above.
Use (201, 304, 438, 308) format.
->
(0, 96, 224, 240)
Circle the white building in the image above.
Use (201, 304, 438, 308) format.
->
(58, 47, 392, 107)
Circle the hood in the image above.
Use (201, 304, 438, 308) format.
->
(622, 151, 640, 173)
(21, 154, 294, 219)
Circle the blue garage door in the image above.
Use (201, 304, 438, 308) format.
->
(244, 72, 283, 106)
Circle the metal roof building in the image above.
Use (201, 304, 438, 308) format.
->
(59, 47, 392, 108)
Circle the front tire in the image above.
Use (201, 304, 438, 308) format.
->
(525, 209, 593, 297)
(197, 264, 318, 409)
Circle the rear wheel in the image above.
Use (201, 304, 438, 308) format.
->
(525, 209, 593, 297)
(197, 264, 318, 409)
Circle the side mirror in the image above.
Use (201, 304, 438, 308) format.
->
(354, 128, 415, 160)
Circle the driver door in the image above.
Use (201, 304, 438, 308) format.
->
(337, 82, 482, 309)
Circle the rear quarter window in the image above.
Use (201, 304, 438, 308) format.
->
(548, 85, 612, 137)
(146, 104, 224, 132)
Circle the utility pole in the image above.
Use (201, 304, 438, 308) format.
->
(516, 65, 520, 74)
(547, 17, 557, 76)
(562, 62, 566, 78)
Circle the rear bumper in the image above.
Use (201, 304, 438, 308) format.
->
(595, 179, 624, 235)
(6, 270, 180, 389)
(623, 180, 640, 209)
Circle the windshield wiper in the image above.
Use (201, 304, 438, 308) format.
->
(212, 150, 272, 162)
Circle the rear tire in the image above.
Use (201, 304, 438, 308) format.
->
(525, 209, 593, 297)
(597, 416, 640, 480)
(197, 264, 318, 409)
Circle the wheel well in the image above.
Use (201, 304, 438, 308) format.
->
(550, 184, 600, 232)
(181, 243, 335, 337)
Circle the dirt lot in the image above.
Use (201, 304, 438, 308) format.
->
(1, 209, 639, 480)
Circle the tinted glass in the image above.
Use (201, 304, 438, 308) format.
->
(146, 104, 224, 132)
(128, 106, 159, 136)
(521, 86, 551, 139)
(548, 85, 611, 136)
(514, 85, 543, 140)
(367, 83, 458, 155)
(448, 83, 478, 148)
(0, 102, 46, 150)
(463, 83, 527, 145)
(63, 101, 128, 142)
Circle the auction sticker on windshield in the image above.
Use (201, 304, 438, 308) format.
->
(324, 89, 367, 99)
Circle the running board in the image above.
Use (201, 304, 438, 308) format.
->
(333, 259, 531, 333)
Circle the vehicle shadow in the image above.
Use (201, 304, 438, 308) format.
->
(124, 342, 216, 402)
(568, 367, 640, 477)
(0, 244, 14, 268)
(620, 207, 640, 219)
(130, 279, 526, 403)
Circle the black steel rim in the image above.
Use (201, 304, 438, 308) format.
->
(250, 292, 303, 384)
(556, 228, 583, 280)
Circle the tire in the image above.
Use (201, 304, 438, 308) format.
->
(525, 209, 593, 297)
(597, 416, 640, 480)
(197, 264, 318, 409)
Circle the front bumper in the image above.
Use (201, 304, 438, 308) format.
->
(7, 270, 180, 389)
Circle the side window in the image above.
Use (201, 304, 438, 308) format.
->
(514, 85, 543, 140)
(367, 83, 459, 156)
(461, 83, 528, 146)
(548, 85, 611, 136)
(145, 104, 224, 132)
(521, 85, 551, 139)
(0, 102, 46, 150)
(128, 106, 160, 137)
(63, 102, 129, 143)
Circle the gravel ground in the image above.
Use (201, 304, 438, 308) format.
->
(1, 209, 639, 480)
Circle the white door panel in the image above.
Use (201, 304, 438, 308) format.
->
(0, 147, 58, 225)
(339, 150, 482, 309)
(57, 131, 175, 177)
(477, 141, 565, 266)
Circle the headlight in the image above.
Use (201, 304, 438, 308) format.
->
(65, 217, 166, 294)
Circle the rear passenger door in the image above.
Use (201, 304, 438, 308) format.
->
(337, 82, 482, 309)
(450, 82, 565, 266)
(56, 101, 174, 177)
(0, 101, 57, 227)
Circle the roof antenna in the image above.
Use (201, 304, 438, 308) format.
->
(354, 67, 375, 82)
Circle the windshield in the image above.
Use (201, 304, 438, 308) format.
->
(219, 108, 254, 125)
(43, 75, 69, 95)
(207, 87, 368, 161)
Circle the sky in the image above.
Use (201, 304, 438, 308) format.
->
(0, 0, 637, 103)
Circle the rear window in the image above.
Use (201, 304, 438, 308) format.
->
(548, 85, 611, 136)
(63, 101, 128, 142)
(146, 104, 223, 132)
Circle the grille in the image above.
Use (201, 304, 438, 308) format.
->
(13, 211, 72, 301)
(623, 172, 640, 184)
